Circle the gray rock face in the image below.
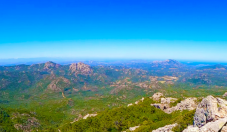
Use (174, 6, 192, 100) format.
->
(183, 118, 227, 132)
(152, 97, 197, 114)
(194, 96, 227, 128)
(152, 103, 169, 110)
(69, 62, 92, 75)
(165, 98, 197, 114)
(182, 126, 199, 132)
(151, 95, 175, 111)
(151, 92, 164, 101)
(200, 118, 227, 132)
(161, 97, 178, 104)
(152, 123, 178, 132)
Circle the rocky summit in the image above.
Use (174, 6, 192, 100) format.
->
(69, 62, 93, 75)
(44, 61, 60, 70)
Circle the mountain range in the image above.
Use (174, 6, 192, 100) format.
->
(1, 59, 227, 131)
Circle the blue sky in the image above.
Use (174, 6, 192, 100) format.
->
(0, 0, 227, 61)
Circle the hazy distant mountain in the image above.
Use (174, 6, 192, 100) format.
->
(151, 59, 185, 68)
(198, 64, 227, 70)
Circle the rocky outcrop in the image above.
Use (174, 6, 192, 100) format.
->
(135, 97, 144, 104)
(127, 103, 133, 107)
(223, 92, 227, 97)
(129, 126, 140, 131)
(161, 97, 178, 104)
(152, 103, 169, 110)
(44, 61, 60, 70)
(182, 95, 227, 132)
(71, 114, 83, 123)
(69, 62, 93, 75)
(182, 126, 199, 132)
(47, 77, 70, 92)
(194, 96, 227, 128)
(71, 113, 97, 124)
(83, 114, 97, 119)
(200, 118, 227, 132)
(183, 118, 227, 132)
(122, 126, 140, 132)
(12, 112, 40, 132)
(151, 93, 177, 112)
(127, 97, 145, 107)
(165, 98, 197, 114)
(152, 123, 178, 132)
(152, 97, 197, 114)
(151, 92, 164, 101)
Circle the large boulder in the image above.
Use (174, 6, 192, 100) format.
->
(194, 96, 227, 128)
(200, 118, 227, 132)
(152, 123, 178, 132)
(183, 117, 227, 132)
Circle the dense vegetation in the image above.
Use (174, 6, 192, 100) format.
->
(0, 107, 17, 132)
(60, 98, 194, 132)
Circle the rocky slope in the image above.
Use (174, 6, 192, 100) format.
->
(151, 94, 198, 114)
(127, 93, 227, 132)
(183, 95, 227, 132)
(152, 123, 178, 132)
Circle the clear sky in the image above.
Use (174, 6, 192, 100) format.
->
(0, 0, 227, 61)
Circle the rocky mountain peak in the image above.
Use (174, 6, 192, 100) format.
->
(69, 62, 92, 75)
(152, 59, 183, 68)
(199, 64, 227, 70)
(44, 61, 60, 70)
(165, 59, 179, 63)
